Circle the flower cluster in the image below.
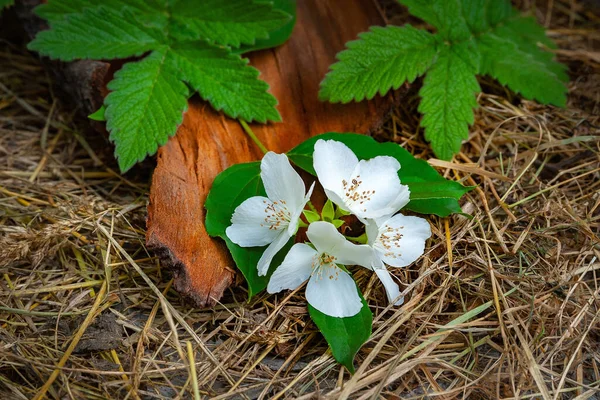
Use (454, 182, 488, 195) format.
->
(226, 140, 431, 318)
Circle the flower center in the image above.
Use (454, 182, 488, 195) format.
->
(261, 200, 291, 230)
(311, 253, 339, 281)
(342, 175, 375, 213)
(376, 225, 404, 259)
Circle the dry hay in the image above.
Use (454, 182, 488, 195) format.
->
(1, 1, 599, 399)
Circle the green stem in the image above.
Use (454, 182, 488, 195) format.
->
(239, 120, 268, 155)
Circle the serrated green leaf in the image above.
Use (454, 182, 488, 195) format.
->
(205, 162, 292, 297)
(477, 32, 566, 107)
(287, 133, 472, 217)
(321, 0, 568, 160)
(234, 0, 297, 54)
(476, 16, 567, 106)
(105, 50, 188, 172)
(168, 0, 291, 47)
(418, 42, 480, 160)
(481, 0, 515, 27)
(308, 291, 372, 373)
(499, 16, 567, 82)
(35, 0, 163, 24)
(28, 7, 163, 61)
(31, 0, 288, 171)
(166, 41, 280, 123)
(319, 25, 438, 103)
(399, 0, 472, 41)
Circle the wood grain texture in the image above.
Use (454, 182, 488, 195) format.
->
(147, 0, 396, 306)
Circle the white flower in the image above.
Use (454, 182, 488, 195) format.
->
(313, 139, 410, 221)
(365, 214, 431, 305)
(226, 152, 314, 276)
(267, 221, 373, 318)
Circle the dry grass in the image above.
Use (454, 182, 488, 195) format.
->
(1, 1, 599, 399)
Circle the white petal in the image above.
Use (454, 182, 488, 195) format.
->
(384, 185, 411, 218)
(261, 152, 306, 211)
(267, 244, 316, 293)
(346, 156, 409, 219)
(286, 181, 316, 236)
(305, 181, 316, 202)
(323, 189, 349, 213)
(365, 219, 380, 246)
(375, 214, 431, 268)
(226, 196, 282, 247)
(306, 221, 374, 268)
(257, 230, 291, 276)
(306, 263, 363, 317)
(374, 267, 404, 306)
(313, 140, 358, 208)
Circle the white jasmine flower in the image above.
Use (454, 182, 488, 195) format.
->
(313, 139, 410, 221)
(267, 221, 373, 318)
(226, 152, 314, 276)
(365, 214, 431, 305)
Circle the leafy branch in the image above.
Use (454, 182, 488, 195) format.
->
(29, 0, 295, 171)
(319, 0, 568, 160)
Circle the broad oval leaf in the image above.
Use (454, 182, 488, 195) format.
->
(308, 291, 372, 373)
(205, 162, 292, 298)
(287, 133, 472, 217)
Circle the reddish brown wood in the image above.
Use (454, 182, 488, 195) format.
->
(146, 0, 396, 306)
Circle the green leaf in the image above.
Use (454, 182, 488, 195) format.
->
(321, 199, 334, 222)
(319, 25, 438, 103)
(225, 236, 293, 299)
(320, 0, 567, 160)
(477, 17, 567, 106)
(335, 207, 351, 218)
(399, 0, 472, 41)
(31, 0, 287, 171)
(28, 7, 163, 61)
(88, 105, 106, 121)
(168, 0, 291, 47)
(35, 0, 163, 24)
(166, 41, 280, 123)
(458, 0, 515, 34)
(418, 42, 480, 160)
(499, 16, 567, 82)
(303, 210, 321, 224)
(205, 162, 291, 297)
(332, 219, 345, 229)
(105, 50, 189, 172)
(308, 291, 372, 373)
(0, 0, 14, 10)
(235, 0, 297, 54)
(287, 133, 472, 217)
